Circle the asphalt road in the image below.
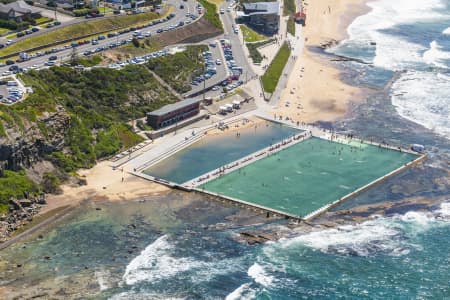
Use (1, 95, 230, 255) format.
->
(218, 2, 256, 82)
(0, 0, 198, 74)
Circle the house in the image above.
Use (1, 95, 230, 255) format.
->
(0, 1, 41, 23)
(146, 98, 201, 130)
(237, 2, 279, 34)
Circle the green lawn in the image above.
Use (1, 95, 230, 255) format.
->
(0, 10, 164, 58)
(34, 16, 53, 25)
(0, 27, 10, 35)
(283, 0, 296, 16)
(240, 24, 267, 43)
(287, 15, 295, 36)
(261, 42, 290, 93)
(98, 7, 114, 15)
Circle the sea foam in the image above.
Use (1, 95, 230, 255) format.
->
(391, 71, 450, 138)
(247, 263, 274, 287)
(122, 235, 204, 285)
(423, 40, 450, 69)
(266, 202, 450, 258)
(333, 0, 450, 139)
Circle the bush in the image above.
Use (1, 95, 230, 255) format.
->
(42, 172, 61, 194)
(146, 45, 207, 93)
(132, 37, 140, 47)
(0, 170, 39, 214)
(0, 19, 18, 30)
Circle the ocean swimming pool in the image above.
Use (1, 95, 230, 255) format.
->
(142, 120, 300, 184)
(200, 137, 419, 217)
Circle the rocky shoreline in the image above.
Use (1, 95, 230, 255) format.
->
(0, 194, 46, 243)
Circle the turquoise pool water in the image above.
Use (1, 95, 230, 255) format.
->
(143, 121, 300, 184)
(200, 137, 419, 217)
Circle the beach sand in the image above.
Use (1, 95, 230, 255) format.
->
(41, 161, 169, 215)
(274, 0, 370, 123)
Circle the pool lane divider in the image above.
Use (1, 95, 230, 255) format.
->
(131, 114, 426, 222)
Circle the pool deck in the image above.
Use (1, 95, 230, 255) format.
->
(127, 113, 426, 222)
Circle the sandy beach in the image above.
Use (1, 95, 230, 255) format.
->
(41, 161, 169, 215)
(274, 0, 370, 123)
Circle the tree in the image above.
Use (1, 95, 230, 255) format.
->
(70, 47, 79, 65)
(131, 37, 140, 48)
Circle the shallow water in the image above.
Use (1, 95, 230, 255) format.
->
(143, 121, 300, 184)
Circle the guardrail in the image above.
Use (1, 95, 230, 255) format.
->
(0, 9, 171, 60)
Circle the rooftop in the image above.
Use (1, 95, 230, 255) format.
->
(242, 2, 279, 15)
(147, 98, 201, 117)
(0, 1, 41, 14)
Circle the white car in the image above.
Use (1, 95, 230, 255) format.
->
(5, 40, 13, 46)
(220, 8, 225, 14)
(216, 59, 222, 65)
(2, 71, 12, 76)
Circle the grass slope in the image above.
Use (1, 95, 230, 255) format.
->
(261, 42, 290, 93)
(147, 45, 207, 93)
(0, 11, 162, 57)
(240, 24, 267, 43)
(198, 0, 223, 30)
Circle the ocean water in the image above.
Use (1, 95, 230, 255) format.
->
(1, 196, 449, 299)
(332, 0, 450, 139)
(1, 1, 450, 299)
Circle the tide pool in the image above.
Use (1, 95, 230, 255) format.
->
(143, 120, 300, 184)
(200, 137, 419, 217)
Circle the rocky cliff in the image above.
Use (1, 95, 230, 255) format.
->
(0, 106, 70, 172)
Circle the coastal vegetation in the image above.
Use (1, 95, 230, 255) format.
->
(240, 24, 267, 43)
(198, 0, 223, 30)
(147, 45, 207, 93)
(0, 64, 178, 210)
(246, 38, 275, 64)
(0, 10, 164, 57)
(261, 42, 290, 93)
(71, 54, 103, 67)
(0, 170, 40, 214)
